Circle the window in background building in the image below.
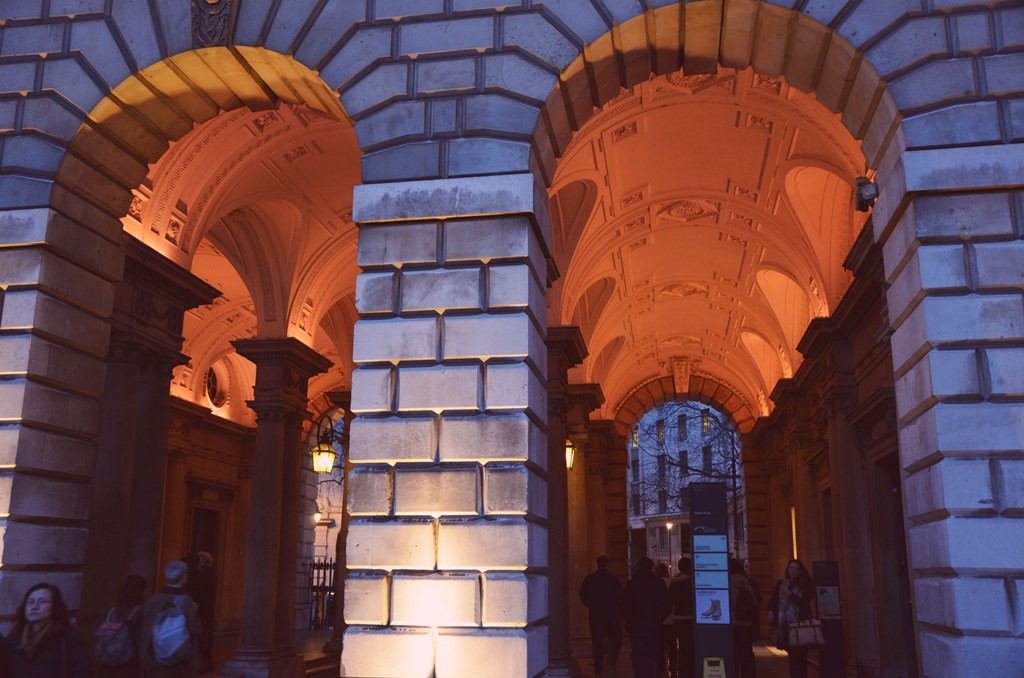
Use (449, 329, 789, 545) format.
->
(632, 457, 640, 480)
(632, 427, 639, 447)
(678, 450, 689, 478)
(702, 410, 711, 434)
(658, 453, 667, 480)
(657, 419, 666, 444)
(658, 490, 668, 514)
(632, 487, 642, 516)
(703, 445, 712, 474)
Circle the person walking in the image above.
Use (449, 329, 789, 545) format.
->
(767, 559, 815, 678)
(184, 552, 216, 673)
(578, 555, 624, 676)
(623, 557, 671, 678)
(6, 583, 93, 678)
(729, 559, 759, 678)
(654, 562, 673, 678)
(96, 575, 147, 678)
(140, 561, 201, 678)
(668, 558, 695, 678)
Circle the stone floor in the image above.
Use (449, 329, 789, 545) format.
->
(205, 630, 807, 677)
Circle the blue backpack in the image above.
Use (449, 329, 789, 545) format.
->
(151, 595, 192, 665)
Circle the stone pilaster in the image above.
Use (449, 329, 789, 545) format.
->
(341, 174, 552, 678)
(224, 338, 331, 678)
(544, 329, 587, 677)
(81, 235, 219, 630)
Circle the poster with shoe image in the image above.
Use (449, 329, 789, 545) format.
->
(695, 589, 730, 624)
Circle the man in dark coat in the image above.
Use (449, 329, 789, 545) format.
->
(624, 556, 671, 678)
(669, 557, 696, 678)
(578, 555, 624, 676)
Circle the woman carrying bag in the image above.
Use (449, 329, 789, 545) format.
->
(766, 559, 818, 678)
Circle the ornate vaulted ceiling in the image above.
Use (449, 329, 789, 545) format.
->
(550, 66, 870, 429)
(122, 104, 361, 423)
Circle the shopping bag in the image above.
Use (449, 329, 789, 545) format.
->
(787, 619, 825, 647)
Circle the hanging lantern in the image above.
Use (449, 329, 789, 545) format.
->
(565, 438, 577, 471)
(310, 413, 341, 474)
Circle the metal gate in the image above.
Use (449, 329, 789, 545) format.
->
(307, 559, 335, 629)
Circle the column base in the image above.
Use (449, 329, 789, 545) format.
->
(544, 657, 580, 677)
(221, 653, 304, 678)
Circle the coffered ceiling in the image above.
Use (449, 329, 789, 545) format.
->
(550, 67, 870, 427)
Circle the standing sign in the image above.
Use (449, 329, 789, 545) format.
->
(690, 482, 734, 678)
(813, 561, 845, 678)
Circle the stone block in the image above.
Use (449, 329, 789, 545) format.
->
(1009, 100, 1024, 141)
(443, 313, 541, 361)
(349, 416, 437, 464)
(347, 519, 436, 570)
(484, 464, 547, 517)
(362, 141, 443, 182)
(391, 573, 480, 626)
(358, 221, 439, 268)
(481, 573, 547, 625)
(42, 58, 106, 113)
(484, 363, 546, 415)
(355, 100, 428, 150)
(448, 137, 531, 177)
(347, 468, 393, 515)
(998, 460, 1024, 513)
(895, 349, 979, 418)
(401, 268, 482, 312)
(435, 626, 547, 678)
(0, 426, 95, 478)
(440, 413, 540, 463)
(0, 99, 17, 132)
(355, 271, 397, 315)
(914, 576, 1012, 633)
(986, 348, 1024, 397)
(339, 62, 410, 118)
(903, 102, 1001, 148)
(501, 12, 578, 70)
(903, 458, 994, 520)
(902, 144, 1024, 193)
(6, 474, 91, 521)
(17, 380, 100, 437)
(864, 16, 947, 77)
(345, 573, 390, 625)
(0, 523, 87, 566)
(431, 98, 458, 135)
(914, 191, 1013, 241)
(445, 215, 543, 266)
(482, 52, 559, 104)
(898, 403, 1024, 469)
(352, 317, 439, 364)
(340, 627, 434, 678)
(3, 23, 65, 56)
(50, 0, 105, 14)
(890, 295, 1023, 374)
(1, 289, 111, 357)
(394, 467, 480, 516)
(353, 174, 539, 223)
(1001, 6, 1024, 48)
(918, 632, 1023, 678)
(416, 57, 477, 94)
(909, 516, 1024, 572)
(397, 365, 481, 413)
(886, 243, 968, 325)
(983, 53, 1024, 97)
(437, 518, 546, 569)
(488, 264, 545, 318)
(350, 367, 394, 413)
(376, 0, 444, 20)
(972, 241, 1024, 290)
(953, 12, 992, 54)
(0, 63, 35, 94)
(317, 25, 392, 90)
(22, 96, 89, 141)
(463, 95, 540, 137)
(400, 17, 495, 57)
(888, 58, 975, 112)
(454, 0, 519, 9)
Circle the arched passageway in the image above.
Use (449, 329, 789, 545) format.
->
(1, 1, 1022, 677)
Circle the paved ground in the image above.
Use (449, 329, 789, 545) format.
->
(571, 638, 798, 678)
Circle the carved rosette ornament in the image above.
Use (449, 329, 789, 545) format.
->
(192, 0, 235, 48)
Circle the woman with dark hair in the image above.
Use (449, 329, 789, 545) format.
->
(97, 575, 148, 678)
(767, 559, 815, 678)
(7, 582, 93, 678)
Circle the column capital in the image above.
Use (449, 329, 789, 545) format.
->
(232, 336, 333, 413)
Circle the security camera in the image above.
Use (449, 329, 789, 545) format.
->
(855, 177, 878, 212)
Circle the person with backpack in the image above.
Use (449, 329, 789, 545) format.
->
(729, 558, 760, 678)
(6, 582, 93, 678)
(140, 561, 200, 678)
(95, 575, 147, 678)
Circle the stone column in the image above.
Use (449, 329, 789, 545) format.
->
(341, 174, 552, 678)
(81, 235, 219, 629)
(871, 144, 1024, 673)
(544, 328, 586, 677)
(585, 421, 615, 567)
(225, 338, 331, 678)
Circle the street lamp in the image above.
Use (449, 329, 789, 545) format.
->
(565, 438, 577, 471)
(311, 413, 343, 474)
(666, 522, 674, 574)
